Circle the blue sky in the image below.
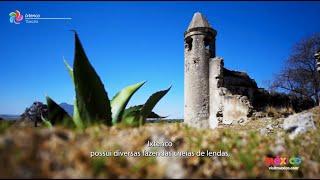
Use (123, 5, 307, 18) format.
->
(1, 2, 320, 118)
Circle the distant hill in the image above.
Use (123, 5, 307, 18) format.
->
(0, 103, 172, 121)
(0, 102, 73, 121)
(0, 114, 20, 121)
(59, 103, 74, 116)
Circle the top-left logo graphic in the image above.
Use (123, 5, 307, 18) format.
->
(9, 10, 24, 24)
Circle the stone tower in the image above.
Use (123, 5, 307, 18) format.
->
(184, 12, 217, 128)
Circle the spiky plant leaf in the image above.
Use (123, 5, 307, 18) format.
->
(122, 105, 164, 119)
(63, 58, 74, 82)
(73, 33, 112, 126)
(122, 109, 143, 127)
(122, 103, 167, 126)
(141, 86, 171, 119)
(41, 115, 52, 128)
(122, 105, 142, 119)
(46, 96, 73, 127)
(148, 111, 165, 119)
(111, 81, 145, 124)
(73, 99, 84, 129)
(42, 119, 53, 128)
(63, 59, 84, 129)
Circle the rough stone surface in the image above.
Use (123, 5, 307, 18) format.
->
(315, 49, 320, 106)
(283, 111, 316, 139)
(209, 58, 254, 126)
(184, 12, 216, 129)
(209, 57, 223, 128)
(260, 124, 274, 136)
(187, 12, 211, 30)
(315, 49, 320, 73)
(221, 95, 252, 125)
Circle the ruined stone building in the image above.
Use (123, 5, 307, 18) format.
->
(315, 49, 320, 106)
(316, 50, 320, 78)
(184, 12, 314, 129)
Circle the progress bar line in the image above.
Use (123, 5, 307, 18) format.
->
(25, 17, 72, 20)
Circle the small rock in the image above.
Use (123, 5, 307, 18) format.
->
(260, 124, 274, 135)
(283, 111, 316, 139)
(237, 118, 249, 126)
(238, 118, 245, 124)
(222, 118, 233, 125)
(266, 124, 273, 130)
(254, 111, 266, 118)
(270, 132, 285, 154)
(260, 128, 267, 136)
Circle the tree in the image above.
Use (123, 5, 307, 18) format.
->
(270, 33, 320, 105)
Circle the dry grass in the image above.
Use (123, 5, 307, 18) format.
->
(264, 106, 295, 119)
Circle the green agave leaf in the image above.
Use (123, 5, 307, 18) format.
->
(63, 57, 74, 83)
(148, 111, 165, 119)
(73, 99, 84, 129)
(42, 119, 53, 128)
(121, 105, 142, 126)
(122, 105, 143, 119)
(141, 86, 171, 119)
(122, 105, 165, 126)
(73, 32, 112, 126)
(63, 59, 83, 129)
(111, 81, 145, 124)
(123, 105, 164, 119)
(41, 115, 52, 128)
(122, 109, 143, 127)
(46, 96, 73, 127)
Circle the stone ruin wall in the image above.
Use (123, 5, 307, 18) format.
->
(209, 57, 254, 126)
(209, 57, 315, 126)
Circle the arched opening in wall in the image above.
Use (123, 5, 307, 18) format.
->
(204, 37, 213, 58)
(204, 39, 210, 50)
(185, 37, 193, 51)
